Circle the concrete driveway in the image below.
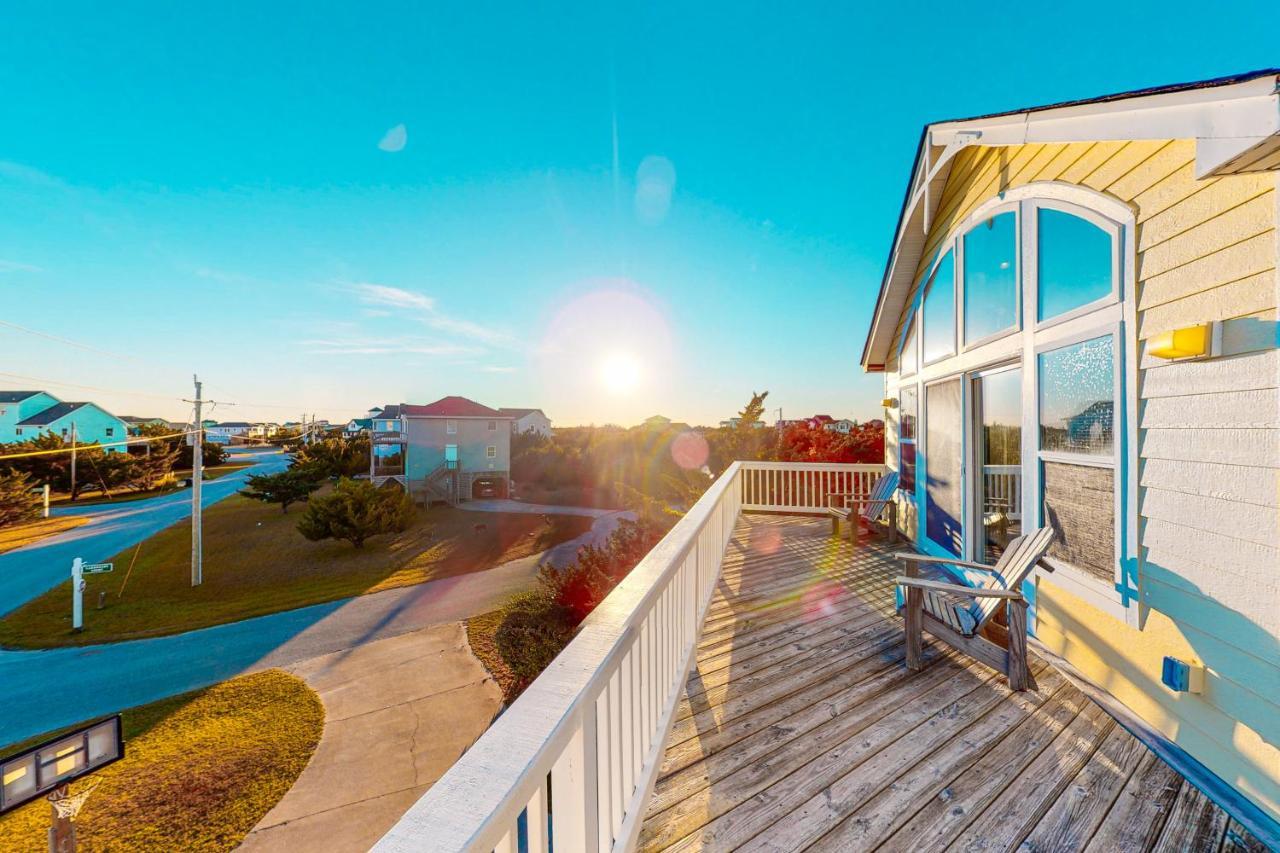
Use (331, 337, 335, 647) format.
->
(0, 449, 288, 613)
(238, 623, 502, 852)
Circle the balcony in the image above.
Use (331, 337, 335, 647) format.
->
(373, 461, 1258, 852)
(371, 430, 405, 444)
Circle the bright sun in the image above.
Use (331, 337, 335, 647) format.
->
(598, 351, 642, 395)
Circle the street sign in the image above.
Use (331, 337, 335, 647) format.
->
(81, 563, 113, 575)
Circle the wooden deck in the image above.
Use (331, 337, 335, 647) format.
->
(639, 515, 1264, 852)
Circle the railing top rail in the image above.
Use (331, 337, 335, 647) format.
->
(373, 461, 746, 852)
(737, 460, 885, 471)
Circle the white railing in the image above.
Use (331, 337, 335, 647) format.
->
(740, 461, 887, 513)
(983, 464, 1022, 520)
(373, 460, 885, 853)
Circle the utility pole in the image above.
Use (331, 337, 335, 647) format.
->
(190, 375, 203, 587)
(69, 422, 77, 502)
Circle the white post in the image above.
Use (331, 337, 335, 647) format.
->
(69, 422, 77, 502)
(71, 557, 84, 631)
(42, 484, 50, 518)
(191, 375, 203, 587)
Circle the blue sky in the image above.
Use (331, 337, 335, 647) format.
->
(0, 3, 1274, 427)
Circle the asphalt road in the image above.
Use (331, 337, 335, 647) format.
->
(0, 506, 627, 746)
(0, 449, 289, 615)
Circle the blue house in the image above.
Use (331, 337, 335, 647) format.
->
(0, 392, 130, 452)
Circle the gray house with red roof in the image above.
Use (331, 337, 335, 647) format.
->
(390, 396, 512, 503)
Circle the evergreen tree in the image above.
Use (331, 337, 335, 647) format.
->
(240, 469, 321, 513)
(296, 478, 412, 548)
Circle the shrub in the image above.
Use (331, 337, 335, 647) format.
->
(240, 469, 321, 513)
(296, 478, 412, 548)
(493, 592, 575, 681)
(0, 471, 42, 528)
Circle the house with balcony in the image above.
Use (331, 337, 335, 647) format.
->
(369, 398, 511, 503)
(0, 392, 128, 452)
(204, 421, 253, 444)
(373, 71, 1279, 852)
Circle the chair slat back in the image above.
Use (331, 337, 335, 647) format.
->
(860, 471, 900, 524)
(970, 525, 1057, 629)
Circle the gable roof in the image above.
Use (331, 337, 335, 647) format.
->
(18, 401, 111, 426)
(861, 69, 1280, 371)
(402, 396, 507, 418)
(373, 404, 403, 419)
(499, 407, 544, 419)
(0, 390, 52, 404)
(211, 421, 253, 428)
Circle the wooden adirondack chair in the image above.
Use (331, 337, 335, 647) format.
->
(894, 525, 1056, 691)
(827, 471, 899, 545)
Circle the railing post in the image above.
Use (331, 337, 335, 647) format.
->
(551, 709, 599, 851)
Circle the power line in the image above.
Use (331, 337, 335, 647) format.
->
(0, 430, 199, 461)
(0, 319, 151, 365)
(0, 372, 182, 403)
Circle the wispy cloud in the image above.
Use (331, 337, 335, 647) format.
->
(378, 124, 408, 153)
(0, 160, 67, 189)
(302, 335, 480, 357)
(348, 282, 518, 349)
(0, 259, 42, 273)
(480, 365, 517, 373)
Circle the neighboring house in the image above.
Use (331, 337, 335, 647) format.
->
(498, 407, 551, 438)
(0, 391, 61, 444)
(344, 418, 372, 438)
(641, 415, 672, 429)
(861, 71, 1280, 824)
(246, 423, 280, 439)
(393, 397, 512, 502)
(823, 418, 856, 434)
(119, 415, 169, 436)
(14, 401, 129, 452)
(719, 417, 767, 429)
(775, 418, 806, 429)
(807, 414, 834, 429)
(204, 422, 253, 444)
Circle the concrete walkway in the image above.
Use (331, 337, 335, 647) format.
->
(238, 623, 502, 852)
(0, 508, 630, 745)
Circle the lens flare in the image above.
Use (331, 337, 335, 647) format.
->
(670, 430, 709, 470)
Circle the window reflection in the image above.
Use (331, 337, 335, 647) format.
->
(922, 250, 955, 362)
(900, 317, 917, 376)
(899, 385, 917, 494)
(1039, 336, 1114, 455)
(964, 212, 1017, 342)
(1038, 208, 1112, 321)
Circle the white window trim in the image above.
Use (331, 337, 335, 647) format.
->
(959, 203, 1022, 351)
(446, 419, 457, 435)
(889, 181, 1140, 625)
(920, 249, 958, 368)
(486, 445, 497, 458)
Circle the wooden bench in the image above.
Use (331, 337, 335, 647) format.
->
(827, 470, 899, 545)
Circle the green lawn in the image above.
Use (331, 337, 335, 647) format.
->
(0, 493, 594, 648)
(0, 670, 322, 852)
(47, 462, 256, 507)
(0, 515, 89, 555)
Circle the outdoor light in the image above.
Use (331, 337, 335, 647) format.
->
(1149, 323, 1214, 359)
(881, 397, 898, 408)
(1161, 656, 1205, 694)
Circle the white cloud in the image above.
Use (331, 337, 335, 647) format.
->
(480, 365, 517, 373)
(301, 335, 479, 357)
(0, 259, 41, 273)
(378, 124, 408, 153)
(351, 282, 435, 311)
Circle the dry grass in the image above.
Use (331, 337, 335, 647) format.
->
(48, 462, 256, 508)
(0, 494, 594, 648)
(0, 516, 88, 554)
(466, 608, 524, 703)
(0, 670, 323, 852)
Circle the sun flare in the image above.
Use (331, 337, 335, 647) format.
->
(598, 351, 642, 395)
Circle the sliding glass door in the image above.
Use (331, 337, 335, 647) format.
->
(924, 377, 963, 556)
(972, 366, 1022, 562)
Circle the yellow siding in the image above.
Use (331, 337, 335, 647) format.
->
(889, 139, 1280, 820)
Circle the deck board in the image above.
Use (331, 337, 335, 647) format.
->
(638, 515, 1264, 852)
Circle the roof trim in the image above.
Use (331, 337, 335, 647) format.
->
(860, 69, 1280, 371)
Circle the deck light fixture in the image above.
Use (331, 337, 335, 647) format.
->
(1149, 323, 1215, 359)
(882, 397, 898, 408)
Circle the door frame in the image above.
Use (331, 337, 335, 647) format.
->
(965, 361, 1022, 563)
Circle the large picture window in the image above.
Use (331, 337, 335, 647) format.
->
(921, 249, 955, 363)
(963, 211, 1017, 344)
(1037, 208, 1113, 322)
(900, 317, 917, 377)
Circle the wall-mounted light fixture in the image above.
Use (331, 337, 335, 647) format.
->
(1149, 323, 1218, 360)
(881, 397, 898, 408)
(1161, 656, 1205, 694)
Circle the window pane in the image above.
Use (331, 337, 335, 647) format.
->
(1037, 208, 1112, 321)
(899, 385, 917, 496)
(900, 385, 917, 441)
(922, 250, 955, 363)
(900, 317, 917, 376)
(900, 441, 916, 495)
(1039, 336, 1114, 455)
(1042, 461, 1115, 582)
(925, 378, 962, 555)
(963, 212, 1017, 342)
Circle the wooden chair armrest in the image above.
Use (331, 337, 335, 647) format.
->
(894, 576, 1022, 600)
(893, 553, 1000, 573)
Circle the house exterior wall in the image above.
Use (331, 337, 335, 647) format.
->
(36, 406, 130, 452)
(880, 139, 1279, 819)
(512, 412, 551, 437)
(403, 416, 510, 481)
(0, 393, 60, 443)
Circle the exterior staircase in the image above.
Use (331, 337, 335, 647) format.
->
(419, 460, 459, 506)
